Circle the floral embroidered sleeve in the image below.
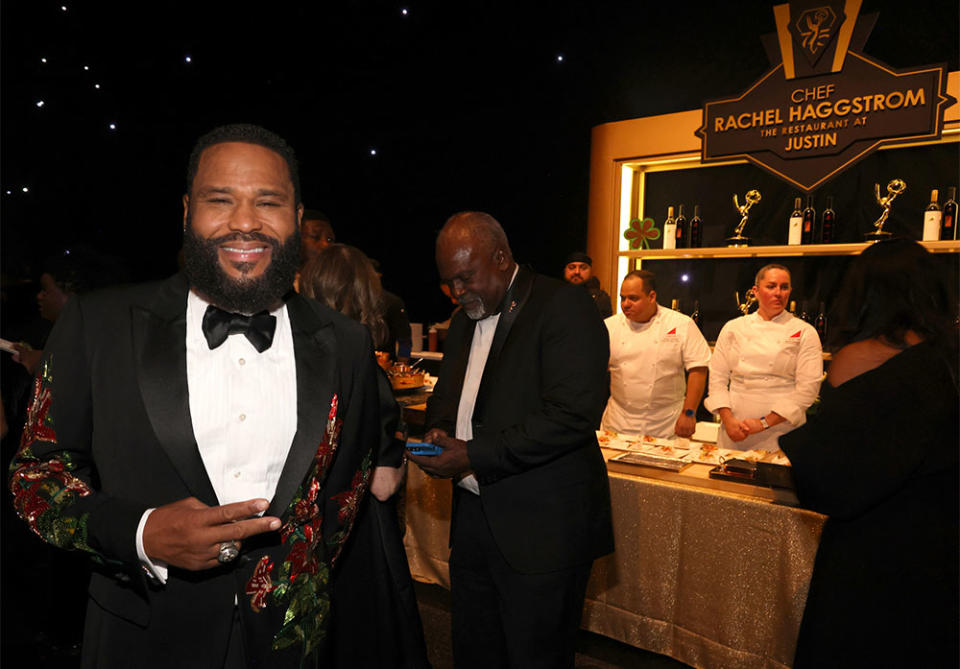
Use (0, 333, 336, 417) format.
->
(9, 359, 98, 553)
(8, 298, 146, 566)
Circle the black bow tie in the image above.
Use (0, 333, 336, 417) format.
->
(202, 305, 277, 353)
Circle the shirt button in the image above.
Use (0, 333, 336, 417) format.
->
(238, 358, 246, 366)
(233, 471, 242, 479)
(239, 413, 246, 422)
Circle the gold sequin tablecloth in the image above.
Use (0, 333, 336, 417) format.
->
(402, 452, 826, 669)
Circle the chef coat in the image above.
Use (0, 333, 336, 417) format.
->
(601, 306, 711, 438)
(704, 310, 823, 451)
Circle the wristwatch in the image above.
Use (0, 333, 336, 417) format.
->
(759, 416, 769, 430)
(684, 409, 695, 417)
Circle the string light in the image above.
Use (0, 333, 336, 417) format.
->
(40, 57, 48, 64)
(83, 65, 90, 71)
(681, 274, 689, 282)
(36, 100, 45, 108)
(556, 54, 564, 62)
(401, 8, 409, 15)
(108, 123, 117, 131)
(369, 148, 378, 156)
(5, 190, 11, 195)
(184, 55, 192, 63)
(22, 186, 29, 193)
(94, 83, 101, 89)
(60, 5, 67, 11)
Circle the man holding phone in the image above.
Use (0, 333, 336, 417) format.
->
(408, 211, 613, 669)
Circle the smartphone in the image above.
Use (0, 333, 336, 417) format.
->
(406, 441, 443, 456)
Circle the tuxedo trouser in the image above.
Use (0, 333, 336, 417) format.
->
(449, 489, 592, 669)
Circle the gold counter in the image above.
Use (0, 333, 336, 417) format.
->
(402, 448, 826, 669)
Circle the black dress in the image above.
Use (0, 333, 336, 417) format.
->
(780, 342, 959, 668)
(324, 371, 431, 668)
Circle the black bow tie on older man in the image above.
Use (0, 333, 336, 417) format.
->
(202, 304, 277, 353)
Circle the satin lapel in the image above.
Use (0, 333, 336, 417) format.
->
(447, 314, 477, 406)
(473, 268, 535, 420)
(267, 295, 336, 518)
(132, 274, 219, 506)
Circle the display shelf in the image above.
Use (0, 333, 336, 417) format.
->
(624, 239, 959, 261)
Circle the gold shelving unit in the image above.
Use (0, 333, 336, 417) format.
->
(628, 240, 960, 267)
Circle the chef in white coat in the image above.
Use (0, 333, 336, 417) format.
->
(704, 264, 823, 451)
(601, 270, 711, 438)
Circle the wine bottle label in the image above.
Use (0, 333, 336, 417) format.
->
(922, 211, 942, 241)
(663, 223, 676, 249)
(788, 216, 802, 245)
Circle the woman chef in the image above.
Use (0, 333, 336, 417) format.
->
(704, 264, 823, 451)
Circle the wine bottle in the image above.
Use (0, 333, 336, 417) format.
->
(663, 206, 677, 249)
(941, 187, 957, 241)
(689, 205, 703, 247)
(801, 195, 816, 244)
(820, 196, 837, 243)
(788, 300, 796, 314)
(922, 189, 942, 241)
(671, 298, 679, 311)
(691, 300, 702, 328)
(815, 301, 827, 343)
(799, 300, 812, 324)
(675, 204, 688, 248)
(788, 196, 803, 245)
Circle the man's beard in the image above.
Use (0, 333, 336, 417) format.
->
(182, 218, 301, 315)
(460, 295, 489, 320)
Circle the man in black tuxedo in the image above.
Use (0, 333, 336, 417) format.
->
(9, 124, 381, 668)
(409, 211, 614, 669)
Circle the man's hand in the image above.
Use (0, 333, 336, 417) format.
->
(408, 428, 472, 479)
(142, 497, 281, 571)
(674, 413, 697, 438)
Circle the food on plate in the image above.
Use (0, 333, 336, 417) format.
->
(388, 363, 425, 390)
(769, 450, 792, 466)
(597, 430, 617, 445)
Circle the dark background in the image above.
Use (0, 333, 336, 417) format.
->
(2, 0, 958, 326)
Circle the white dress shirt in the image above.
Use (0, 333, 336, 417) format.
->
(136, 290, 298, 580)
(704, 310, 822, 451)
(601, 306, 711, 438)
(454, 266, 518, 495)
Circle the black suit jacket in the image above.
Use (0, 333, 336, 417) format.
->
(10, 273, 381, 669)
(426, 268, 614, 574)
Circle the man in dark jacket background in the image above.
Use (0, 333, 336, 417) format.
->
(564, 251, 613, 318)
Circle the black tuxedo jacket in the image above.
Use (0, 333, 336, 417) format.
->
(10, 273, 381, 669)
(426, 268, 614, 574)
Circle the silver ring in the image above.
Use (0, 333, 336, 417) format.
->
(218, 540, 240, 564)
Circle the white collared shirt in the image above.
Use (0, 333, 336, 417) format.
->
(454, 266, 518, 495)
(136, 290, 298, 580)
(601, 306, 711, 438)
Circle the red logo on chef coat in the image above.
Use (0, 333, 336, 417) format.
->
(667, 328, 677, 335)
(790, 330, 802, 338)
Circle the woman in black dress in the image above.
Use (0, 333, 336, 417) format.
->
(780, 239, 958, 668)
(301, 243, 431, 669)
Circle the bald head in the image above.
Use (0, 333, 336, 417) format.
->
(437, 212, 512, 259)
(436, 211, 516, 320)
